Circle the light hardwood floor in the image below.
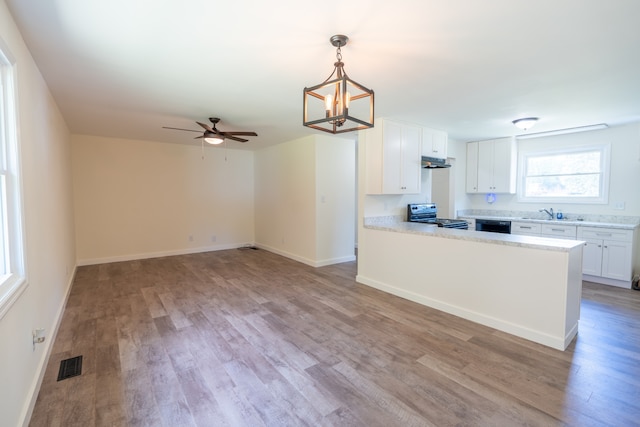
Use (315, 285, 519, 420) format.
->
(29, 249, 640, 426)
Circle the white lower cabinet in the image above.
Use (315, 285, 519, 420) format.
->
(577, 227, 634, 284)
(541, 223, 577, 239)
(511, 221, 541, 236)
(581, 239, 603, 276)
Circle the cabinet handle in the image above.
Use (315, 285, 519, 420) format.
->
(598, 245, 602, 248)
(521, 226, 532, 229)
(551, 229, 564, 232)
(596, 233, 612, 237)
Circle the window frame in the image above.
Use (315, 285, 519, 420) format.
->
(517, 142, 611, 204)
(0, 38, 27, 320)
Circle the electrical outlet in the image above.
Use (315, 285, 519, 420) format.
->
(32, 328, 45, 351)
(211, 235, 216, 242)
(188, 235, 194, 242)
(614, 201, 625, 210)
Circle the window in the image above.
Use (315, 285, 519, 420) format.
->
(518, 143, 610, 204)
(0, 39, 26, 320)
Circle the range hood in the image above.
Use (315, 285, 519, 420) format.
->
(421, 156, 451, 168)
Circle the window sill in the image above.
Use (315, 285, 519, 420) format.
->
(0, 274, 28, 320)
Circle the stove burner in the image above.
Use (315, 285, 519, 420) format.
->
(407, 203, 469, 229)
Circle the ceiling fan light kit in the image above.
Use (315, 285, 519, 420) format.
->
(303, 34, 374, 134)
(163, 117, 258, 144)
(203, 132, 224, 145)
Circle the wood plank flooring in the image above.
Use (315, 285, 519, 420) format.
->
(29, 249, 640, 426)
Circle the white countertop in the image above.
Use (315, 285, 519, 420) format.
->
(363, 216, 584, 252)
(458, 213, 639, 230)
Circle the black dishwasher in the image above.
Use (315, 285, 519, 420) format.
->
(475, 219, 511, 234)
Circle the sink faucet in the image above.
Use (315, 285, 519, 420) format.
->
(539, 208, 554, 219)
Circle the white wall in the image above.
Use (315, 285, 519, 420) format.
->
(0, 3, 76, 426)
(315, 135, 356, 264)
(455, 123, 640, 216)
(71, 135, 255, 264)
(254, 134, 356, 266)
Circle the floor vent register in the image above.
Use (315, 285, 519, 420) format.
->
(57, 355, 83, 381)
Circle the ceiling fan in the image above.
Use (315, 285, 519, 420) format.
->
(163, 117, 258, 144)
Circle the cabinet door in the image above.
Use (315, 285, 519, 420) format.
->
(381, 120, 421, 194)
(399, 124, 422, 193)
(582, 239, 603, 276)
(476, 141, 494, 192)
(602, 240, 632, 280)
(491, 138, 516, 193)
(466, 142, 479, 193)
(423, 128, 447, 159)
(382, 120, 403, 193)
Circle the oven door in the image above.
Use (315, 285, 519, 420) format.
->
(475, 219, 511, 234)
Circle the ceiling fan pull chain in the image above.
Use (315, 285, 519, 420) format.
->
(201, 139, 204, 160)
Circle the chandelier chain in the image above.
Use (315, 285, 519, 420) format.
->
(336, 46, 342, 62)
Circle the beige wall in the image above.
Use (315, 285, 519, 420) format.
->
(255, 134, 356, 266)
(0, 3, 76, 426)
(71, 135, 255, 264)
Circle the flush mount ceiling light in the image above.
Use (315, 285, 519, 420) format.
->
(516, 123, 609, 139)
(303, 34, 374, 134)
(512, 117, 539, 131)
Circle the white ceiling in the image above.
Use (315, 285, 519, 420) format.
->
(6, 0, 640, 150)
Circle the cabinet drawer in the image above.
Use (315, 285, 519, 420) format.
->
(511, 221, 541, 235)
(578, 227, 633, 242)
(541, 224, 577, 238)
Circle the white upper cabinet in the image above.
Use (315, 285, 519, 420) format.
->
(422, 127, 448, 159)
(465, 141, 479, 193)
(364, 118, 422, 195)
(466, 137, 516, 194)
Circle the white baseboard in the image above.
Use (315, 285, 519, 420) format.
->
(583, 274, 631, 289)
(356, 273, 571, 351)
(254, 243, 355, 267)
(21, 266, 77, 427)
(76, 242, 254, 266)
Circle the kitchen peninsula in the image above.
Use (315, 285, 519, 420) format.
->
(357, 216, 584, 350)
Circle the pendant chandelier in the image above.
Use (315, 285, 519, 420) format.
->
(303, 35, 374, 134)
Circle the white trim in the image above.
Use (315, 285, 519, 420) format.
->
(0, 38, 27, 319)
(76, 242, 255, 266)
(515, 124, 608, 139)
(0, 275, 27, 320)
(255, 243, 356, 267)
(19, 267, 75, 427)
(517, 142, 611, 204)
(355, 273, 572, 351)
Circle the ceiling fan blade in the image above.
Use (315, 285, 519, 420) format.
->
(224, 135, 249, 143)
(194, 135, 204, 139)
(196, 121, 215, 133)
(223, 131, 258, 136)
(163, 126, 201, 133)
